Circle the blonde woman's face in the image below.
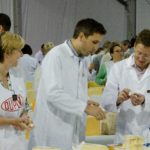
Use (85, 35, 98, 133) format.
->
(7, 49, 22, 67)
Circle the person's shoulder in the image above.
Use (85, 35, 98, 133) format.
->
(30, 55, 39, 64)
(105, 60, 113, 65)
(9, 70, 24, 83)
(42, 42, 65, 62)
(111, 59, 128, 73)
(47, 41, 69, 57)
(22, 54, 37, 63)
(34, 50, 42, 56)
(115, 58, 127, 66)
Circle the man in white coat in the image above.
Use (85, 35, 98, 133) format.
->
(29, 18, 106, 150)
(101, 29, 150, 144)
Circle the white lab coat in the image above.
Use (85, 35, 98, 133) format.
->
(29, 41, 88, 150)
(101, 55, 150, 144)
(17, 54, 38, 82)
(0, 73, 27, 150)
(34, 50, 44, 64)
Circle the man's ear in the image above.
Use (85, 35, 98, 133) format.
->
(78, 32, 86, 41)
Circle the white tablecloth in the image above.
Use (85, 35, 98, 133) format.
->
(85, 135, 115, 145)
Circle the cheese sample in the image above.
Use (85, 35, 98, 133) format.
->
(123, 135, 144, 145)
(81, 143, 108, 150)
(86, 116, 101, 136)
(86, 112, 117, 136)
(105, 112, 117, 135)
(73, 143, 108, 150)
(122, 135, 144, 150)
(108, 135, 144, 150)
(109, 144, 143, 150)
(88, 86, 104, 96)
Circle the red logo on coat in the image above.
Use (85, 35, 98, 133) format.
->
(1, 95, 23, 112)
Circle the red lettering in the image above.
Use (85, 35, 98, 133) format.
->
(1, 95, 24, 112)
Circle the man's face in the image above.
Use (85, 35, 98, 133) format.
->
(134, 43, 150, 70)
(78, 33, 104, 56)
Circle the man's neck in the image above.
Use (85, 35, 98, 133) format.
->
(70, 39, 82, 57)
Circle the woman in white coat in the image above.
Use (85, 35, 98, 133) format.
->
(17, 44, 38, 82)
(29, 18, 106, 150)
(101, 29, 150, 144)
(95, 42, 123, 85)
(0, 32, 32, 150)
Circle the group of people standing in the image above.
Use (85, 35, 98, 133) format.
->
(1, 12, 150, 150)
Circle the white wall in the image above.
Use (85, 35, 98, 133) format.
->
(21, 0, 127, 53)
(136, 0, 150, 33)
(0, 0, 14, 32)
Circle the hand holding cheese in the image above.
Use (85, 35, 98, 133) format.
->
(130, 92, 145, 106)
(116, 88, 130, 106)
(85, 103, 105, 120)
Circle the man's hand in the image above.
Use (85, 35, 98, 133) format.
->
(117, 88, 130, 106)
(88, 63, 95, 73)
(130, 93, 145, 106)
(85, 104, 105, 120)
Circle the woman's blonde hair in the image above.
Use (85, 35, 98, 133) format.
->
(0, 32, 25, 54)
(0, 32, 25, 62)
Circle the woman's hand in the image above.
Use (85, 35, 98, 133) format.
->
(11, 115, 34, 131)
(11, 117, 30, 131)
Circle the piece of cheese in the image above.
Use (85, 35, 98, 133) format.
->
(81, 143, 108, 150)
(110, 144, 143, 150)
(109, 135, 144, 150)
(88, 86, 104, 96)
(86, 116, 101, 136)
(122, 135, 144, 150)
(86, 112, 117, 136)
(123, 135, 144, 145)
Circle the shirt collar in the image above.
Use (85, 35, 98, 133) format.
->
(127, 54, 149, 72)
(66, 40, 84, 60)
(66, 40, 78, 56)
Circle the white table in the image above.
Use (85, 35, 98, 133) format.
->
(85, 135, 115, 145)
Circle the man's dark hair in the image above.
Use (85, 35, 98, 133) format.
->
(73, 18, 106, 39)
(122, 40, 130, 47)
(135, 29, 150, 47)
(0, 13, 11, 31)
(41, 43, 44, 49)
(109, 42, 121, 54)
(21, 44, 33, 55)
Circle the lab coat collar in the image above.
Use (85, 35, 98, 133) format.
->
(66, 40, 79, 57)
(126, 53, 150, 69)
(64, 40, 84, 61)
(126, 54, 135, 69)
